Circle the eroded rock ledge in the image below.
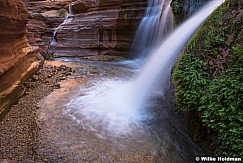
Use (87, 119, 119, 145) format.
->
(50, 0, 147, 57)
(23, 0, 73, 58)
(0, 0, 43, 118)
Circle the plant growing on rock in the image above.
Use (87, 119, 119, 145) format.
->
(173, 0, 243, 157)
(58, 8, 67, 17)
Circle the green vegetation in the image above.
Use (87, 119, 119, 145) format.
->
(171, 0, 184, 23)
(171, 0, 180, 15)
(173, 0, 243, 157)
(58, 8, 67, 17)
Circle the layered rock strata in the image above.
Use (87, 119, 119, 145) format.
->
(49, 0, 147, 57)
(0, 0, 42, 118)
(23, 0, 74, 59)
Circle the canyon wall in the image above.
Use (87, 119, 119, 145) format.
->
(23, 0, 74, 58)
(0, 0, 42, 118)
(0, 0, 147, 117)
(49, 0, 147, 57)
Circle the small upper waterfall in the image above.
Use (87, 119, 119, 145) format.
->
(131, 0, 174, 58)
(129, 0, 225, 111)
(69, 2, 75, 15)
(50, 3, 74, 46)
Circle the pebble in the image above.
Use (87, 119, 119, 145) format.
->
(60, 77, 66, 80)
(0, 64, 73, 161)
(32, 75, 39, 81)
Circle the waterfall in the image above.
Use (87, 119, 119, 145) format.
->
(50, 16, 73, 46)
(129, 0, 225, 111)
(131, 0, 174, 58)
(69, 2, 75, 15)
(50, 3, 74, 46)
(65, 0, 225, 141)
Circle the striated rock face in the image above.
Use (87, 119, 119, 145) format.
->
(23, 0, 73, 12)
(0, 0, 42, 117)
(26, 13, 47, 57)
(23, 0, 74, 59)
(72, 0, 99, 13)
(50, 0, 147, 57)
(0, 0, 28, 74)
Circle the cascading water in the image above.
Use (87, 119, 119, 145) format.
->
(66, 0, 225, 135)
(131, 0, 174, 58)
(129, 0, 225, 112)
(50, 3, 75, 46)
(69, 2, 75, 15)
(64, 0, 225, 161)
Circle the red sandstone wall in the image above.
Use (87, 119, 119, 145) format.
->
(22, 0, 147, 58)
(0, 0, 42, 116)
(0, 0, 29, 74)
(50, 0, 147, 57)
(23, 0, 74, 58)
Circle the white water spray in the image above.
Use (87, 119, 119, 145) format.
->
(66, 0, 225, 136)
(129, 0, 225, 111)
(131, 0, 174, 58)
(66, 79, 150, 137)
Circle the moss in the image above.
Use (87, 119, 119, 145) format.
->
(171, 0, 185, 23)
(57, 8, 67, 17)
(173, 0, 243, 157)
(171, 0, 181, 15)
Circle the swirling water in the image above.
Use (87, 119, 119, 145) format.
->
(62, 0, 225, 161)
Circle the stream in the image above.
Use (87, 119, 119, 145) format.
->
(35, 1, 225, 161)
(35, 58, 205, 163)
